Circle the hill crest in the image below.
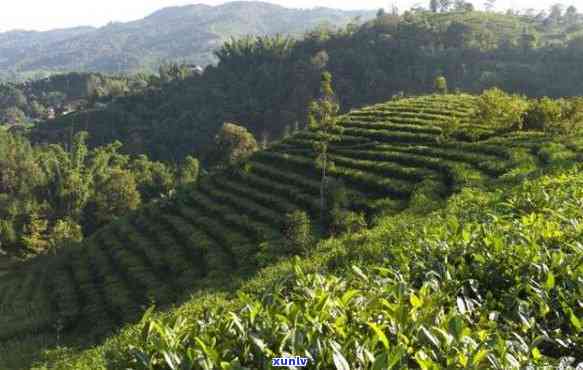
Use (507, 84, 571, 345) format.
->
(0, 2, 375, 81)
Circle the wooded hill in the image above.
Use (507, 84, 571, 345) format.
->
(0, 73, 151, 126)
(31, 7, 583, 165)
(0, 2, 374, 81)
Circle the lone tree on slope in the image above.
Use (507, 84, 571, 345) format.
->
(435, 75, 449, 94)
(308, 71, 342, 219)
(430, 0, 439, 12)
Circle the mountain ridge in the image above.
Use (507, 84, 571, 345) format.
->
(0, 1, 375, 81)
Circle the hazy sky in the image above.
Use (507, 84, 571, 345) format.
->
(0, 0, 579, 32)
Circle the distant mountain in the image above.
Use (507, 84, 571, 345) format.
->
(0, 1, 375, 80)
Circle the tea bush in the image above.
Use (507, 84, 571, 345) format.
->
(4, 94, 581, 370)
(524, 97, 564, 131)
(282, 210, 312, 253)
(329, 208, 367, 236)
(39, 164, 582, 370)
(475, 88, 529, 130)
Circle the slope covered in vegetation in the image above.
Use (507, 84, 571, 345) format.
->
(38, 158, 583, 370)
(31, 8, 583, 164)
(0, 2, 374, 81)
(0, 129, 201, 259)
(1, 93, 581, 369)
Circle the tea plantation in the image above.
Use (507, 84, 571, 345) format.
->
(0, 94, 581, 369)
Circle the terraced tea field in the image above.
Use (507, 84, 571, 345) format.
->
(0, 94, 557, 347)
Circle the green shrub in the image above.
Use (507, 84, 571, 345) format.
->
(214, 122, 259, 166)
(556, 97, 583, 134)
(537, 142, 576, 164)
(282, 210, 312, 253)
(476, 88, 529, 130)
(177, 156, 199, 185)
(437, 116, 460, 143)
(100, 163, 583, 370)
(326, 177, 349, 210)
(407, 178, 444, 213)
(329, 208, 367, 236)
(524, 97, 564, 131)
(434, 76, 448, 94)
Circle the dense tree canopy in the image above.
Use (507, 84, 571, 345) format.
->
(0, 73, 151, 128)
(0, 131, 199, 258)
(30, 8, 583, 165)
(0, 3, 375, 81)
(214, 122, 259, 167)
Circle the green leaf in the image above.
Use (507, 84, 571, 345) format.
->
(332, 351, 350, 370)
(505, 353, 520, 368)
(531, 347, 542, 361)
(340, 289, 360, 306)
(462, 229, 471, 244)
(410, 293, 423, 308)
(545, 272, 555, 291)
(456, 297, 466, 314)
(368, 322, 389, 349)
(448, 316, 465, 341)
(420, 326, 440, 348)
(162, 351, 179, 370)
(568, 309, 582, 332)
(471, 348, 489, 366)
(372, 353, 388, 370)
(132, 350, 151, 368)
(250, 335, 270, 354)
(351, 265, 369, 282)
(195, 338, 219, 363)
(414, 350, 436, 370)
(278, 330, 293, 354)
(387, 345, 406, 369)
(228, 312, 245, 334)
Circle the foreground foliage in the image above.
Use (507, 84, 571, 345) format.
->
(32, 162, 583, 369)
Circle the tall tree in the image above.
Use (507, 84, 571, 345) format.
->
(484, 0, 496, 11)
(565, 6, 578, 25)
(0, 107, 26, 125)
(454, 0, 474, 12)
(430, 0, 439, 13)
(547, 4, 564, 25)
(308, 72, 342, 219)
(434, 76, 448, 94)
(89, 169, 141, 227)
(439, 0, 451, 12)
(520, 27, 537, 55)
(282, 210, 312, 253)
(178, 156, 200, 185)
(214, 122, 259, 167)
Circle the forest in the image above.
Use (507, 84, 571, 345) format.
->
(0, 130, 199, 258)
(0, 72, 156, 128)
(0, 2, 375, 81)
(26, 5, 583, 165)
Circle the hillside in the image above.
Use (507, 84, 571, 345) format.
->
(31, 9, 583, 164)
(0, 72, 151, 129)
(0, 2, 374, 81)
(1, 93, 581, 369)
